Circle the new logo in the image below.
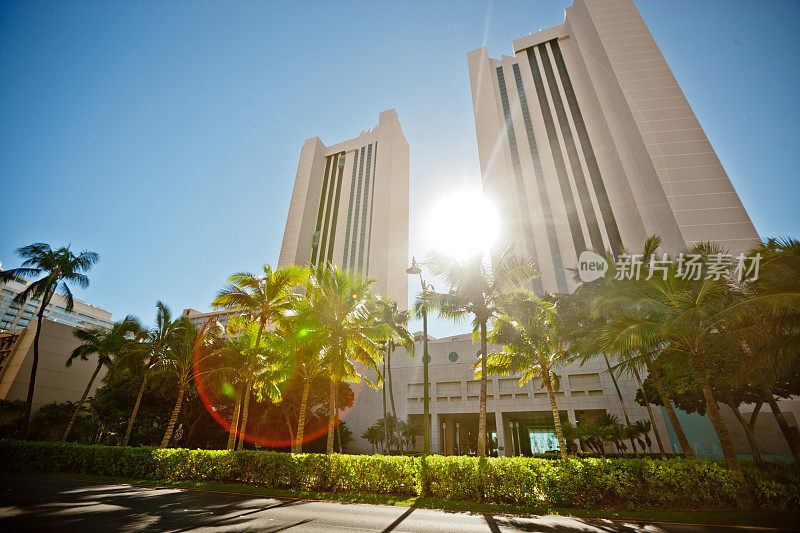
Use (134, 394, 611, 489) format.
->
(578, 250, 608, 283)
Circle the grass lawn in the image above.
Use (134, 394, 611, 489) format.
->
(7, 472, 798, 528)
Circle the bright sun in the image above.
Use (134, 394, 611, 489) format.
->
(427, 190, 500, 260)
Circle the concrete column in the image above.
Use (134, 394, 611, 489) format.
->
(437, 414, 447, 455)
(567, 409, 581, 452)
(494, 412, 508, 457)
(446, 417, 455, 455)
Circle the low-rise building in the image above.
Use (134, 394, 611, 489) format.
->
(0, 320, 108, 413)
(344, 332, 799, 460)
(0, 269, 114, 332)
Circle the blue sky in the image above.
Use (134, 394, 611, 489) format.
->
(1, 0, 798, 337)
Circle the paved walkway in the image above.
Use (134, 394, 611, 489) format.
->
(0, 475, 769, 532)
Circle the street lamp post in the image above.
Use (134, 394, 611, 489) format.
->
(406, 257, 430, 455)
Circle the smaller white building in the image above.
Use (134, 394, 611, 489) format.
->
(0, 270, 114, 332)
(0, 320, 109, 413)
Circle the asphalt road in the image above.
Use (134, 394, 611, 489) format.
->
(0, 475, 773, 532)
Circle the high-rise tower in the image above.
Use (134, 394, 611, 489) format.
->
(278, 109, 409, 307)
(468, 0, 759, 293)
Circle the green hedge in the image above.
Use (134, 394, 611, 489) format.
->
(1, 440, 796, 511)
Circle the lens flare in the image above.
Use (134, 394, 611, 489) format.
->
(193, 327, 360, 449)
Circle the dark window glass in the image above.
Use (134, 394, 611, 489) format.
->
(496, 65, 544, 294)
(525, 47, 586, 255)
(512, 63, 568, 293)
(549, 39, 622, 254)
(538, 42, 604, 253)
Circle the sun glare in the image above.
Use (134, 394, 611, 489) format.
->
(427, 191, 500, 260)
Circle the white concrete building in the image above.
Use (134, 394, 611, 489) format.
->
(342, 0, 795, 459)
(350, 332, 672, 456)
(278, 109, 409, 308)
(0, 271, 115, 414)
(0, 321, 112, 413)
(467, 0, 760, 294)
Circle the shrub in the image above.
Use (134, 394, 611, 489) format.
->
(0, 440, 796, 511)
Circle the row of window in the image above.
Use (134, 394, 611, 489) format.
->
(493, 39, 624, 285)
(407, 373, 604, 400)
(311, 151, 346, 267)
(342, 142, 378, 274)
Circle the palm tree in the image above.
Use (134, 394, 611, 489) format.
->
(270, 301, 325, 453)
(398, 417, 423, 451)
(361, 424, 383, 453)
(485, 294, 570, 459)
(306, 265, 386, 454)
(561, 239, 694, 458)
(0, 243, 99, 437)
(152, 316, 219, 448)
(590, 241, 753, 503)
(426, 247, 536, 457)
(732, 238, 800, 463)
(60, 316, 140, 442)
(630, 363, 667, 458)
(207, 316, 263, 450)
(211, 265, 306, 450)
(121, 301, 181, 446)
(631, 419, 654, 454)
(373, 297, 414, 442)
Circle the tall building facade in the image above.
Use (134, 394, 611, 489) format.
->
(468, 0, 759, 293)
(278, 109, 409, 307)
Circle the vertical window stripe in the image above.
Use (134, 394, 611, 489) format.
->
(365, 142, 377, 276)
(317, 153, 340, 265)
(497, 65, 544, 294)
(310, 155, 333, 265)
(349, 146, 366, 270)
(526, 47, 586, 255)
(538, 42, 604, 253)
(342, 148, 360, 268)
(357, 143, 373, 271)
(326, 153, 345, 265)
(512, 63, 568, 293)
(550, 39, 623, 254)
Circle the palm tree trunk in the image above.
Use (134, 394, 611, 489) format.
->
(227, 384, 244, 450)
(646, 359, 695, 458)
(61, 360, 102, 442)
(727, 394, 765, 467)
(632, 366, 667, 459)
(382, 353, 389, 453)
(544, 374, 567, 459)
(754, 367, 800, 463)
(283, 410, 295, 452)
(688, 350, 751, 505)
(387, 343, 398, 426)
(326, 378, 336, 454)
(236, 377, 253, 451)
(748, 402, 762, 434)
(233, 317, 267, 452)
(295, 378, 311, 453)
(160, 383, 185, 448)
(22, 293, 51, 439)
(478, 320, 488, 458)
(601, 353, 637, 455)
(123, 375, 147, 446)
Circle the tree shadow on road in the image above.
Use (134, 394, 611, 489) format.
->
(0, 475, 312, 532)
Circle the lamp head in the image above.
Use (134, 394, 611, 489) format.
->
(406, 257, 422, 275)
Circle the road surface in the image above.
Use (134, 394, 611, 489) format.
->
(0, 474, 772, 532)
